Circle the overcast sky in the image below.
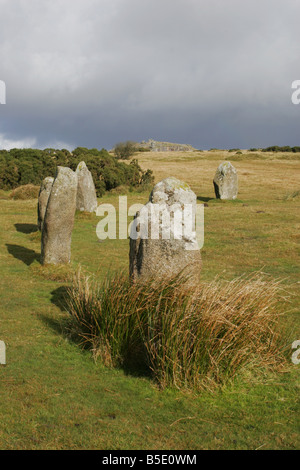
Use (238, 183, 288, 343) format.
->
(0, 0, 299, 151)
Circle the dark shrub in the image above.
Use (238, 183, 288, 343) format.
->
(0, 147, 153, 197)
(113, 141, 137, 159)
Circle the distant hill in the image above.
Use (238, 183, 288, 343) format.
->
(139, 139, 195, 152)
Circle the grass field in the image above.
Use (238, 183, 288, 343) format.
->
(0, 150, 299, 450)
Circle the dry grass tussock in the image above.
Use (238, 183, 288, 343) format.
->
(65, 269, 288, 391)
(10, 184, 40, 200)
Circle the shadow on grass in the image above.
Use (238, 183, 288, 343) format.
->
(197, 196, 245, 205)
(6, 244, 40, 266)
(197, 196, 215, 203)
(39, 313, 68, 338)
(14, 223, 39, 234)
(121, 350, 152, 379)
(50, 286, 69, 312)
(39, 286, 81, 345)
(43, 285, 151, 379)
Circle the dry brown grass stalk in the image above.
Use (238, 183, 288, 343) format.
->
(65, 269, 288, 391)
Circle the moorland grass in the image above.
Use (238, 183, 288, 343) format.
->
(66, 270, 287, 392)
(0, 150, 299, 449)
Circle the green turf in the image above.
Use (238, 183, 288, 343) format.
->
(0, 177, 299, 449)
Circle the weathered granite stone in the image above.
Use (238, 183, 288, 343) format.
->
(37, 177, 54, 231)
(213, 162, 238, 200)
(76, 161, 97, 213)
(41, 167, 77, 265)
(129, 177, 202, 282)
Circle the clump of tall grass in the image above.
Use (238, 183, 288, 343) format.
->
(10, 184, 40, 200)
(66, 271, 143, 367)
(66, 270, 287, 391)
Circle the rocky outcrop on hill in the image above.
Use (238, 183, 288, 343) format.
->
(139, 139, 195, 152)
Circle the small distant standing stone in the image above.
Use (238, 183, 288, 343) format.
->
(76, 161, 97, 213)
(0, 341, 6, 365)
(37, 176, 54, 231)
(129, 177, 202, 282)
(41, 167, 77, 265)
(213, 161, 238, 200)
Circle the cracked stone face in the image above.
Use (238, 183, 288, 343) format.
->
(37, 176, 54, 231)
(130, 177, 202, 283)
(213, 162, 238, 200)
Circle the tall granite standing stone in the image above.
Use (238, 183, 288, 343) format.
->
(213, 162, 238, 200)
(41, 167, 77, 265)
(76, 161, 97, 212)
(37, 177, 54, 231)
(129, 177, 202, 283)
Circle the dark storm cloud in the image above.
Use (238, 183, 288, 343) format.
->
(0, 0, 299, 150)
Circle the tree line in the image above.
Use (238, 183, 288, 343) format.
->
(0, 147, 154, 196)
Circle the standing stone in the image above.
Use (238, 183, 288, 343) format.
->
(41, 167, 77, 265)
(130, 177, 202, 283)
(76, 161, 97, 212)
(213, 162, 238, 200)
(37, 177, 54, 231)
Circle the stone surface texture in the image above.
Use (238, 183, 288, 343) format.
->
(129, 177, 202, 282)
(37, 177, 54, 231)
(213, 161, 238, 200)
(41, 167, 77, 265)
(76, 161, 97, 213)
